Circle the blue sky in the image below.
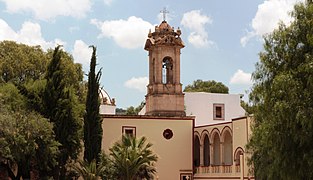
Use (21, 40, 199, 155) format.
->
(0, 0, 303, 108)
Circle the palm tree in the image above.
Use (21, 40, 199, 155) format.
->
(109, 135, 158, 180)
(71, 159, 105, 180)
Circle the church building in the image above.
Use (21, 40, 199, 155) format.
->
(101, 20, 194, 180)
(101, 19, 254, 180)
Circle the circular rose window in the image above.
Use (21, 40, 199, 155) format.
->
(163, 129, 173, 140)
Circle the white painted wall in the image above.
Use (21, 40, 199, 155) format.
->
(99, 104, 116, 115)
(184, 92, 246, 126)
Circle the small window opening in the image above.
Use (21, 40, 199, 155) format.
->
(216, 106, 222, 118)
(125, 129, 133, 136)
(122, 126, 136, 137)
(213, 104, 224, 120)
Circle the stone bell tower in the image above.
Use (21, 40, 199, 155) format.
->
(144, 20, 185, 116)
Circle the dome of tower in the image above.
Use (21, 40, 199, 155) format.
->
(159, 21, 172, 31)
(99, 88, 116, 115)
(99, 89, 115, 105)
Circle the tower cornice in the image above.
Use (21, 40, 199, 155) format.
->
(144, 21, 184, 51)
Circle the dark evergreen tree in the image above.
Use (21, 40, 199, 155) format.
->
(44, 45, 64, 119)
(84, 46, 102, 163)
(44, 46, 82, 179)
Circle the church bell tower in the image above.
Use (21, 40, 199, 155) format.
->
(144, 20, 185, 116)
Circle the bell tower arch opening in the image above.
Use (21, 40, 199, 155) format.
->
(162, 57, 173, 84)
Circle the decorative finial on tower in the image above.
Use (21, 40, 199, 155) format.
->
(160, 7, 169, 22)
(148, 29, 152, 37)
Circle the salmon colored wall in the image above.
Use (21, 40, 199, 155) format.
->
(101, 115, 194, 180)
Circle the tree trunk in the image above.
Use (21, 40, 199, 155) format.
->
(19, 162, 31, 180)
(53, 165, 60, 180)
(1, 162, 18, 180)
(59, 165, 67, 180)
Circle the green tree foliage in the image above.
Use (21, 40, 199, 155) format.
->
(240, 100, 254, 115)
(184, 79, 229, 93)
(125, 106, 137, 115)
(43, 46, 82, 179)
(125, 101, 145, 115)
(17, 79, 46, 113)
(0, 41, 48, 84)
(116, 108, 127, 115)
(0, 40, 86, 112)
(0, 41, 86, 178)
(0, 82, 27, 111)
(0, 83, 59, 180)
(44, 47, 85, 117)
(109, 135, 158, 180)
(247, 1, 313, 179)
(84, 46, 102, 163)
(46, 47, 86, 107)
(71, 153, 115, 180)
(71, 159, 106, 180)
(98, 153, 115, 180)
(46, 48, 84, 90)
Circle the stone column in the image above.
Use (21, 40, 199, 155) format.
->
(220, 142, 223, 165)
(199, 144, 204, 166)
(210, 143, 213, 165)
(240, 154, 244, 180)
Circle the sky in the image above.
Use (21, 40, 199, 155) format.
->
(0, 0, 304, 108)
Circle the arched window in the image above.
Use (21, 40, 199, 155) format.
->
(223, 131, 233, 165)
(194, 136, 200, 167)
(162, 57, 173, 84)
(203, 134, 210, 166)
(234, 148, 244, 166)
(213, 133, 221, 165)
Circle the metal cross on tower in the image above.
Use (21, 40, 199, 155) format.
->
(160, 7, 169, 21)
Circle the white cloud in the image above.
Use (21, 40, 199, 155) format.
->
(72, 40, 92, 66)
(1, 0, 92, 20)
(0, 19, 16, 40)
(240, 31, 255, 47)
(241, 0, 304, 46)
(91, 16, 154, 49)
(181, 10, 213, 48)
(230, 69, 252, 85)
(0, 19, 64, 50)
(181, 10, 213, 32)
(188, 32, 214, 48)
(124, 77, 148, 92)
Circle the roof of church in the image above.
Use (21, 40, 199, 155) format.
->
(100, 114, 195, 120)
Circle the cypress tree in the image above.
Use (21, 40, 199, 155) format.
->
(44, 46, 82, 179)
(84, 45, 102, 163)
